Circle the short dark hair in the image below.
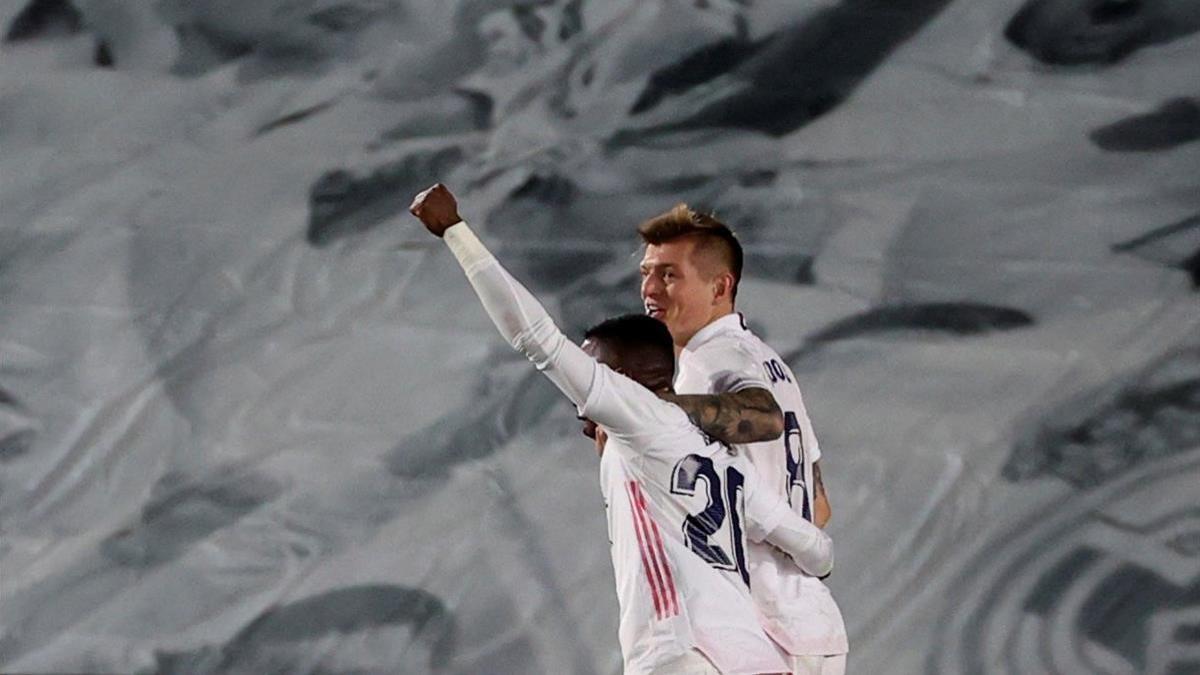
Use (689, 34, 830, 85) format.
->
(637, 203, 743, 301)
(584, 314, 675, 370)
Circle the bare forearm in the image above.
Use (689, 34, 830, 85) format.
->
(661, 387, 784, 444)
(813, 462, 831, 528)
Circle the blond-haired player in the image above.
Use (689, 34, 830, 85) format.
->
(639, 205, 849, 675)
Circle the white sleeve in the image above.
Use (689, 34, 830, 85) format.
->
(742, 460, 833, 577)
(443, 222, 683, 436)
(764, 510, 834, 578)
(577, 364, 694, 446)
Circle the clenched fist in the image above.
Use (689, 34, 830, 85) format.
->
(409, 183, 462, 237)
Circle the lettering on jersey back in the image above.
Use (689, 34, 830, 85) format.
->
(763, 359, 792, 384)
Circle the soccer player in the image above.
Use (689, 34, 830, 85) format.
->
(410, 184, 834, 675)
(638, 205, 849, 675)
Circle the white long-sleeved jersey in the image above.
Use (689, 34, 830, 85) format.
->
(675, 313, 849, 657)
(442, 222, 832, 674)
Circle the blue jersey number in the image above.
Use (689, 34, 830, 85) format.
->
(671, 454, 750, 586)
(784, 411, 812, 521)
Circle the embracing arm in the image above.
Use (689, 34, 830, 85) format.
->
(743, 464, 833, 577)
(659, 387, 783, 444)
(764, 510, 834, 578)
(813, 461, 831, 528)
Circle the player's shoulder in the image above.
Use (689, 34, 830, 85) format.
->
(691, 320, 764, 359)
(690, 330, 749, 357)
(703, 324, 784, 373)
(680, 334, 761, 383)
(632, 422, 725, 471)
(715, 323, 805, 397)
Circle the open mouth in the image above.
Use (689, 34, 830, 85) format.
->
(645, 305, 665, 320)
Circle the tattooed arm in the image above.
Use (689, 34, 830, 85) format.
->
(659, 387, 784, 444)
(813, 461, 831, 528)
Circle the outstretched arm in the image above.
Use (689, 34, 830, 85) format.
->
(410, 184, 592, 404)
(409, 184, 680, 438)
(659, 388, 783, 444)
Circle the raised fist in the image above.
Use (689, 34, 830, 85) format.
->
(409, 183, 462, 237)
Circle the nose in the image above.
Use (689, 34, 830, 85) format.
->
(641, 272, 661, 300)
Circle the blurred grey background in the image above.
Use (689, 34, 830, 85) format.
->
(1, 0, 1198, 673)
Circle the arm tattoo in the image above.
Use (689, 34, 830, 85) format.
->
(813, 462, 826, 501)
(661, 387, 784, 444)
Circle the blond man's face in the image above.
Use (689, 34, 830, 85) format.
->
(639, 239, 719, 348)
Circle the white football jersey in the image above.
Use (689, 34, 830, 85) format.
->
(675, 313, 849, 656)
(440, 222, 824, 672)
(580, 363, 794, 675)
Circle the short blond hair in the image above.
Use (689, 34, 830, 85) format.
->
(637, 204, 743, 300)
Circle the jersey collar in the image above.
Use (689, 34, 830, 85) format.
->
(683, 312, 746, 352)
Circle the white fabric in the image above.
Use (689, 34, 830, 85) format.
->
(651, 649, 722, 674)
(676, 313, 849, 656)
(765, 512, 833, 578)
(596, 431, 789, 675)
(446, 223, 831, 674)
(791, 653, 847, 675)
(444, 221, 594, 404)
